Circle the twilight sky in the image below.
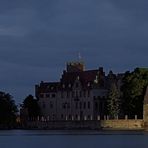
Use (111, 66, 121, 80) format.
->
(0, 0, 148, 104)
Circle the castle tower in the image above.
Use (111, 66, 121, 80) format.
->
(143, 86, 148, 128)
(66, 61, 85, 73)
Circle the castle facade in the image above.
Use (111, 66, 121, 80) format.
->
(35, 61, 124, 121)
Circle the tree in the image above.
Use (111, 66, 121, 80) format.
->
(107, 83, 120, 119)
(0, 92, 18, 127)
(23, 95, 40, 118)
(121, 68, 148, 118)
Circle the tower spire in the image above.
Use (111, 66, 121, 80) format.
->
(78, 52, 82, 61)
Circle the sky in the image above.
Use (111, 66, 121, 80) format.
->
(0, 0, 148, 104)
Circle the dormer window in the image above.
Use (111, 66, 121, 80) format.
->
(94, 75, 98, 83)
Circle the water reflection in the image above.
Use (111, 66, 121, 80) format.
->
(0, 130, 147, 148)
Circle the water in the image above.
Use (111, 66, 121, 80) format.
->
(0, 130, 148, 148)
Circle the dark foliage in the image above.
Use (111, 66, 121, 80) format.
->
(0, 92, 18, 127)
(121, 68, 148, 118)
(23, 95, 40, 118)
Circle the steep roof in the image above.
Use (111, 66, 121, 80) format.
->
(60, 69, 105, 90)
(61, 70, 99, 83)
(36, 82, 60, 93)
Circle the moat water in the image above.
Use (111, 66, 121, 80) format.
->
(0, 130, 148, 148)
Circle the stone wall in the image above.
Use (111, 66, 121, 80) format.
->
(101, 119, 144, 130)
(24, 120, 101, 130)
(23, 119, 144, 130)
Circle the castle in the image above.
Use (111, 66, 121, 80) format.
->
(35, 61, 124, 121)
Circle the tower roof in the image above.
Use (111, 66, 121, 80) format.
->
(66, 61, 85, 72)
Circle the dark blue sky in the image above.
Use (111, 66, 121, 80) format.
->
(0, 0, 148, 103)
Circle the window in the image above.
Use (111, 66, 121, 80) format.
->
(79, 91, 82, 97)
(42, 102, 46, 108)
(50, 102, 53, 108)
(75, 114, 78, 120)
(76, 83, 79, 88)
(62, 103, 66, 109)
(61, 92, 63, 98)
(69, 115, 71, 120)
(40, 94, 44, 98)
(80, 102, 82, 109)
(99, 101, 103, 113)
(67, 103, 70, 109)
(88, 91, 90, 97)
(46, 94, 50, 98)
(75, 102, 78, 109)
(83, 91, 86, 97)
(76, 91, 78, 97)
(88, 102, 90, 109)
(68, 84, 71, 88)
(84, 102, 86, 109)
(52, 114, 55, 120)
(72, 91, 74, 98)
(67, 91, 70, 98)
(95, 102, 98, 109)
(52, 94, 55, 98)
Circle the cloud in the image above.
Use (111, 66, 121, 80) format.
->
(0, 0, 148, 103)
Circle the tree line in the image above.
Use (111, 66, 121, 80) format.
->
(107, 68, 148, 119)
